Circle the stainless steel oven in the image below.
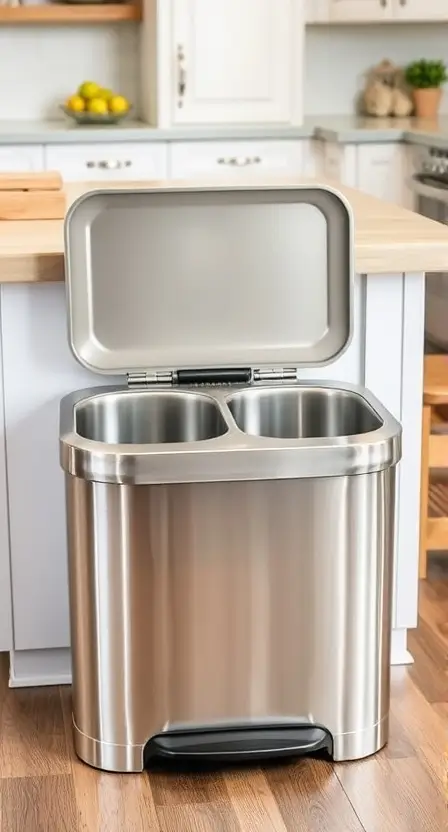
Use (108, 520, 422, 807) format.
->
(411, 149, 448, 350)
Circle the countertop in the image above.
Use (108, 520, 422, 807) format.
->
(0, 179, 447, 282)
(3, 115, 448, 146)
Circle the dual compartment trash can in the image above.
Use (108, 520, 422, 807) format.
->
(60, 184, 401, 773)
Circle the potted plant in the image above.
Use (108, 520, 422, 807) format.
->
(405, 59, 447, 118)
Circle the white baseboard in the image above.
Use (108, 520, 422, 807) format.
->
(390, 627, 413, 666)
(9, 648, 72, 688)
(7, 628, 413, 688)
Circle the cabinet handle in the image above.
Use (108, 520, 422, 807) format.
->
(380, 0, 387, 6)
(177, 44, 187, 108)
(399, 0, 406, 5)
(217, 156, 262, 167)
(86, 160, 132, 170)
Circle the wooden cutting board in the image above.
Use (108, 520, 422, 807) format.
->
(0, 172, 66, 220)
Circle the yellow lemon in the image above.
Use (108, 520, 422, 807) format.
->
(97, 88, 114, 102)
(108, 95, 130, 115)
(66, 95, 85, 113)
(87, 98, 109, 115)
(78, 81, 101, 101)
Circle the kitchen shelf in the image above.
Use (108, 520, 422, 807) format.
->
(0, 3, 141, 24)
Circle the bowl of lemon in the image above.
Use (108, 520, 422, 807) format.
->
(63, 82, 131, 125)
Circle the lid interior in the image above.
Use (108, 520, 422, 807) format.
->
(65, 185, 353, 375)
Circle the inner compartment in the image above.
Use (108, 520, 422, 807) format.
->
(75, 391, 228, 444)
(226, 387, 383, 439)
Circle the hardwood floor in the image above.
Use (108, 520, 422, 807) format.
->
(0, 573, 447, 831)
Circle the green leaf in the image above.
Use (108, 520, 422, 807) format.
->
(405, 59, 448, 89)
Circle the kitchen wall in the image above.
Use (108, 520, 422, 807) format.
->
(0, 25, 139, 120)
(2, 21, 448, 122)
(305, 23, 448, 115)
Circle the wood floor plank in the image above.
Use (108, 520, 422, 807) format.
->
(156, 803, 241, 832)
(149, 765, 241, 831)
(149, 767, 232, 808)
(336, 756, 447, 832)
(224, 768, 288, 832)
(265, 758, 364, 832)
(0, 683, 70, 778)
(389, 667, 448, 789)
(407, 615, 448, 705)
(60, 688, 160, 832)
(0, 774, 78, 832)
(418, 580, 448, 646)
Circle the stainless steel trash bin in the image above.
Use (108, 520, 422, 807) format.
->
(60, 184, 401, 773)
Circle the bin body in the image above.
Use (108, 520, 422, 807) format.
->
(61, 382, 399, 772)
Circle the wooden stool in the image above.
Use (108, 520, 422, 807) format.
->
(419, 355, 448, 578)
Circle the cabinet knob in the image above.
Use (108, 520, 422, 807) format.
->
(86, 160, 132, 170)
(177, 44, 187, 108)
(217, 156, 262, 167)
(380, 0, 387, 6)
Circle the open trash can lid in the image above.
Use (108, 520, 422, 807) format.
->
(64, 183, 354, 376)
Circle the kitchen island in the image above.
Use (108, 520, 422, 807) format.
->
(0, 179, 447, 687)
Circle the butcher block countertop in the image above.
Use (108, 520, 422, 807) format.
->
(0, 179, 447, 283)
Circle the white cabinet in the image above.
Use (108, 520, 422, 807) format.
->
(169, 140, 305, 179)
(357, 144, 405, 205)
(316, 140, 409, 207)
(314, 0, 448, 22)
(0, 292, 12, 651)
(45, 143, 168, 181)
(0, 145, 44, 172)
(329, 0, 391, 21)
(394, 0, 448, 19)
(323, 142, 357, 188)
(306, 0, 330, 21)
(142, 0, 303, 126)
(1, 283, 121, 651)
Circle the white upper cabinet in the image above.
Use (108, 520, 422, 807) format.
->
(328, 0, 392, 21)
(142, 0, 304, 126)
(393, 0, 448, 19)
(311, 0, 448, 22)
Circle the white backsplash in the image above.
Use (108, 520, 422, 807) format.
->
(305, 23, 448, 116)
(1, 21, 448, 122)
(0, 25, 140, 120)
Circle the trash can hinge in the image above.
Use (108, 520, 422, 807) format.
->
(127, 372, 175, 387)
(127, 368, 297, 387)
(253, 368, 297, 381)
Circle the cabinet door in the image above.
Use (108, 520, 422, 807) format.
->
(306, 0, 330, 21)
(0, 292, 12, 651)
(1, 284, 122, 651)
(329, 0, 392, 20)
(171, 0, 302, 124)
(170, 140, 304, 179)
(45, 143, 168, 182)
(0, 146, 44, 172)
(393, 0, 448, 18)
(357, 144, 405, 205)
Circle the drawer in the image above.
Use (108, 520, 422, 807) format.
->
(0, 145, 44, 172)
(169, 140, 304, 179)
(45, 143, 168, 181)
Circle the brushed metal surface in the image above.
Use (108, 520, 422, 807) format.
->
(75, 390, 228, 444)
(66, 467, 396, 772)
(226, 386, 382, 439)
(64, 184, 353, 375)
(60, 381, 401, 484)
